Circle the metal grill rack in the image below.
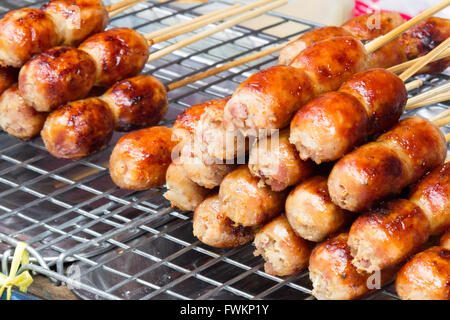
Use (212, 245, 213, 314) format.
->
(0, 0, 448, 300)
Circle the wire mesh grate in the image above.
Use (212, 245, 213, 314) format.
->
(0, 0, 448, 300)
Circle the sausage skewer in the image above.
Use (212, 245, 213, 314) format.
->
(290, 41, 449, 165)
(223, 5, 450, 137)
(310, 160, 450, 300)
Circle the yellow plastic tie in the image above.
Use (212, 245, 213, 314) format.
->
(0, 242, 34, 300)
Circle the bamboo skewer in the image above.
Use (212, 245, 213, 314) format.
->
(446, 133, 450, 143)
(406, 83, 450, 109)
(433, 115, 450, 127)
(106, 0, 145, 12)
(399, 37, 450, 81)
(407, 92, 450, 110)
(387, 48, 450, 74)
(364, 0, 450, 54)
(147, 0, 288, 63)
(431, 108, 450, 122)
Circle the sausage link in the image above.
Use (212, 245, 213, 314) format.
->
(309, 233, 394, 300)
(79, 28, 149, 87)
(219, 165, 286, 227)
(109, 126, 176, 190)
(19, 47, 97, 112)
(409, 163, 450, 236)
(0, 9, 60, 68)
(0, 84, 47, 140)
(285, 176, 351, 242)
(254, 215, 311, 276)
(101, 75, 168, 132)
(441, 230, 450, 249)
(224, 65, 315, 136)
(395, 246, 450, 300)
(348, 199, 430, 273)
(193, 194, 254, 248)
(42, 0, 108, 46)
(328, 117, 446, 212)
(249, 129, 315, 191)
(41, 97, 114, 159)
(278, 26, 353, 66)
(164, 162, 211, 212)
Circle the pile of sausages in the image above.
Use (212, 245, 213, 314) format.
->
(107, 11, 450, 300)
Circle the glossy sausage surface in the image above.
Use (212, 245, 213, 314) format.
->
(79, 28, 149, 87)
(42, 97, 114, 159)
(42, 0, 108, 46)
(109, 126, 176, 190)
(348, 199, 430, 273)
(395, 246, 450, 300)
(101, 75, 168, 131)
(0, 9, 60, 68)
(19, 47, 96, 112)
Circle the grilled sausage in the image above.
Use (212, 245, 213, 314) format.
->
(309, 233, 393, 300)
(109, 126, 176, 190)
(409, 162, 450, 236)
(0, 84, 47, 140)
(19, 47, 96, 112)
(348, 199, 430, 273)
(101, 75, 168, 131)
(395, 246, 450, 300)
(278, 26, 353, 66)
(193, 194, 254, 248)
(179, 141, 236, 189)
(0, 9, 60, 68)
(194, 97, 247, 160)
(441, 230, 450, 249)
(79, 28, 149, 87)
(400, 17, 450, 74)
(42, 0, 108, 46)
(342, 11, 407, 68)
(163, 162, 211, 211)
(248, 129, 315, 191)
(219, 165, 286, 227)
(224, 37, 368, 136)
(41, 97, 114, 159)
(328, 117, 447, 212)
(285, 176, 351, 242)
(254, 215, 311, 276)
(173, 98, 237, 189)
(290, 68, 407, 164)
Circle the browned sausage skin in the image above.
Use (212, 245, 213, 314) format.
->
(285, 176, 351, 242)
(42, 0, 109, 46)
(0, 67, 18, 95)
(290, 68, 407, 164)
(248, 129, 315, 191)
(409, 163, 450, 235)
(19, 47, 97, 112)
(219, 165, 286, 227)
(79, 28, 149, 87)
(348, 199, 430, 273)
(109, 126, 176, 191)
(254, 215, 311, 276)
(328, 117, 446, 212)
(0, 84, 47, 140)
(278, 26, 353, 66)
(224, 65, 315, 136)
(193, 194, 254, 248)
(0, 9, 60, 68)
(101, 75, 168, 131)
(41, 97, 114, 159)
(395, 246, 450, 300)
(309, 233, 394, 300)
